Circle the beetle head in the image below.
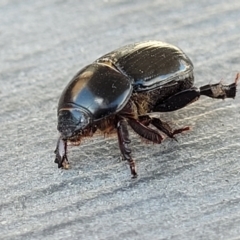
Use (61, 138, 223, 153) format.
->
(57, 107, 92, 139)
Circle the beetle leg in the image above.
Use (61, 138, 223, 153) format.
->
(200, 73, 239, 99)
(151, 118, 189, 139)
(154, 87, 200, 112)
(138, 115, 189, 139)
(154, 74, 238, 112)
(116, 119, 137, 178)
(54, 137, 69, 169)
(128, 118, 164, 143)
(137, 115, 152, 126)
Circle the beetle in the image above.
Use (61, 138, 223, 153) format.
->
(54, 40, 238, 177)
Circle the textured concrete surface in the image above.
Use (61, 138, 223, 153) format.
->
(1, 0, 240, 239)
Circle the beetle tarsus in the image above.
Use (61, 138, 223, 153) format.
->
(172, 126, 190, 136)
(130, 160, 137, 178)
(200, 74, 239, 99)
(54, 137, 69, 169)
(234, 72, 240, 85)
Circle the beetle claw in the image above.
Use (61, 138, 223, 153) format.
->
(130, 160, 137, 178)
(173, 137, 178, 142)
(54, 137, 69, 169)
(60, 158, 70, 169)
(234, 73, 239, 85)
(55, 154, 70, 169)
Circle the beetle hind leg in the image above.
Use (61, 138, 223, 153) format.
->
(155, 74, 239, 112)
(154, 87, 200, 112)
(200, 73, 239, 99)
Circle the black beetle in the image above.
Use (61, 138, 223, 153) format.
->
(54, 41, 238, 177)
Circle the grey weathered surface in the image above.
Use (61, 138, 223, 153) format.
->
(1, 0, 240, 239)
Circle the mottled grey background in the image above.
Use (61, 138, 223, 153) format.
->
(1, 0, 240, 239)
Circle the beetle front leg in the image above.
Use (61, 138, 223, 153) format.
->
(54, 137, 69, 169)
(116, 119, 137, 178)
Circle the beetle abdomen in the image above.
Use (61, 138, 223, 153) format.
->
(97, 41, 194, 92)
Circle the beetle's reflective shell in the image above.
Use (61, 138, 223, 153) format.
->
(97, 41, 193, 91)
(58, 41, 193, 120)
(58, 63, 132, 120)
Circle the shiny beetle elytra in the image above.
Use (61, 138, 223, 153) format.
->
(54, 41, 238, 177)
